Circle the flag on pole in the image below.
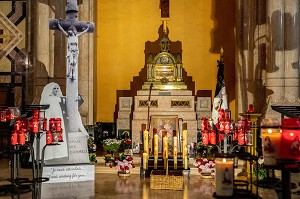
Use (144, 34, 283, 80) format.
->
(212, 48, 228, 124)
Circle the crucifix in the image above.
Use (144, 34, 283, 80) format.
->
(160, 0, 169, 34)
(49, 0, 95, 134)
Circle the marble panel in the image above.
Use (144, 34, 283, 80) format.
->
(118, 111, 131, 118)
(137, 89, 192, 96)
(119, 97, 133, 111)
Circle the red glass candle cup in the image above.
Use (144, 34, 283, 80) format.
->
(209, 130, 217, 145)
(237, 117, 245, 131)
(55, 118, 62, 132)
(18, 131, 25, 145)
(33, 109, 39, 119)
(58, 130, 63, 142)
(207, 118, 214, 130)
(248, 104, 254, 113)
(238, 130, 246, 146)
(218, 108, 225, 120)
(219, 119, 225, 132)
(46, 131, 53, 145)
(280, 118, 300, 161)
(11, 130, 18, 145)
(43, 118, 47, 131)
(6, 109, 12, 122)
(224, 120, 230, 134)
(225, 109, 231, 120)
(21, 118, 27, 130)
(201, 118, 208, 131)
(30, 118, 39, 133)
(14, 119, 21, 131)
(49, 118, 56, 131)
(202, 130, 209, 145)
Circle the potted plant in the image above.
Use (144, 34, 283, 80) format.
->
(103, 154, 114, 166)
(254, 156, 267, 180)
(102, 138, 121, 157)
(87, 134, 97, 164)
(108, 152, 135, 177)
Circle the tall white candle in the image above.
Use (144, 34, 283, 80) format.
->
(173, 136, 178, 150)
(154, 146, 158, 164)
(154, 134, 158, 148)
(143, 153, 148, 170)
(174, 147, 177, 169)
(184, 146, 188, 169)
(143, 130, 148, 154)
(215, 157, 234, 196)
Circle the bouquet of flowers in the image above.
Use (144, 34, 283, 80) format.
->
(120, 138, 132, 150)
(194, 158, 215, 177)
(110, 152, 135, 174)
(102, 138, 121, 154)
(87, 134, 97, 163)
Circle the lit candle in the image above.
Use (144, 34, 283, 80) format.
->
(163, 136, 168, 158)
(173, 136, 177, 149)
(154, 146, 158, 169)
(184, 146, 188, 169)
(173, 148, 177, 169)
(261, 118, 281, 165)
(154, 134, 158, 148)
(143, 130, 149, 154)
(143, 153, 148, 170)
(215, 157, 234, 197)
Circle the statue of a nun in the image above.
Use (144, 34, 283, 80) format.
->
(37, 82, 69, 162)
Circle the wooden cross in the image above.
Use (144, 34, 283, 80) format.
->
(49, 0, 94, 133)
(160, 0, 169, 18)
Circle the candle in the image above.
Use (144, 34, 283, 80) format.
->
(154, 134, 158, 148)
(173, 148, 177, 169)
(163, 136, 168, 156)
(164, 146, 168, 169)
(261, 118, 281, 165)
(143, 153, 148, 170)
(184, 146, 188, 169)
(154, 146, 158, 169)
(215, 157, 234, 197)
(143, 130, 149, 154)
(173, 136, 178, 149)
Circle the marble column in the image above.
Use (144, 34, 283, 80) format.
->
(35, 0, 51, 77)
(284, 0, 299, 102)
(78, 0, 95, 125)
(266, 0, 285, 102)
(236, 0, 263, 113)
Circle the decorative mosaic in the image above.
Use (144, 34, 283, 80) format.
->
(171, 100, 190, 107)
(139, 100, 158, 107)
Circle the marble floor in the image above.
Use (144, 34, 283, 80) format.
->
(0, 157, 300, 199)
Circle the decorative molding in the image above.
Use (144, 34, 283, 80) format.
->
(171, 100, 190, 107)
(138, 100, 158, 107)
(197, 97, 211, 111)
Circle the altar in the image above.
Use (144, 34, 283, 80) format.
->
(117, 34, 212, 154)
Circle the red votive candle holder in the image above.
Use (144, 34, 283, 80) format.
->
(209, 130, 216, 145)
(11, 130, 18, 146)
(46, 131, 53, 145)
(280, 118, 300, 161)
(248, 104, 254, 113)
(18, 131, 25, 145)
(55, 118, 62, 132)
(202, 130, 209, 145)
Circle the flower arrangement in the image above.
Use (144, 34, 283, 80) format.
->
(254, 156, 267, 180)
(109, 152, 135, 174)
(87, 134, 97, 163)
(102, 138, 121, 154)
(194, 158, 215, 178)
(120, 138, 132, 150)
(103, 154, 114, 163)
